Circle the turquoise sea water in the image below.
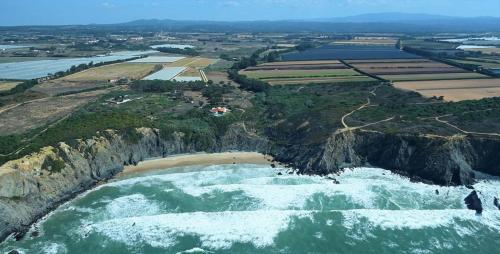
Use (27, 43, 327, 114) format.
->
(1, 165, 499, 254)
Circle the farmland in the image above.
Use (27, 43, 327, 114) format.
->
(167, 57, 216, 68)
(347, 59, 488, 81)
(282, 45, 420, 61)
(332, 38, 397, 46)
(0, 81, 20, 92)
(381, 73, 487, 82)
(0, 51, 154, 80)
(240, 60, 375, 85)
(59, 63, 158, 82)
(143, 67, 186, 80)
(447, 58, 500, 69)
(395, 79, 500, 101)
(241, 69, 361, 79)
(129, 56, 185, 63)
(462, 47, 500, 55)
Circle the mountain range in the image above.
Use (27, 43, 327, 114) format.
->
(116, 13, 500, 33)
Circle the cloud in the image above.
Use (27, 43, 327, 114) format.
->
(101, 2, 116, 8)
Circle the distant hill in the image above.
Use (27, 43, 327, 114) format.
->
(315, 12, 456, 23)
(116, 13, 500, 33)
(2, 13, 500, 33)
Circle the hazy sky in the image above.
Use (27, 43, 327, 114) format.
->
(1, 0, 499, 26)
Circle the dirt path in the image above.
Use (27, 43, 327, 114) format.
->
(341, 98, 371, 129)
(0, 97, 48, 114)
(340, 86, 385, 130)
(434, 115, 500, 137)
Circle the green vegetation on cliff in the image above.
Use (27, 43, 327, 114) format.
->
(2, 48, 500, 166)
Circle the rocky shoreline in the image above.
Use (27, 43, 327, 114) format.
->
(1, 125, 500, 242)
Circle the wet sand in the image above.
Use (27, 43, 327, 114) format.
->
(121, 152, 275, 176)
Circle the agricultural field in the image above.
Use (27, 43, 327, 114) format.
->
(0, 81, 20, 92)
(394, 79, 500, 101)
(167, 57, 216, 68)
(129, 56, 185, 63)
(241, 60, 375, 85)
(59, 63, 158, 82)
(332, 38, 397, 46)
(447, 58, 500, 69)
(403, 40, 460, 50)
(166, 57, 216, 81)
(282, 45, 420, 61)
(249, 61, 346, 71)
(348, 59, 488, 81)
(381, 73, 487, 82)
(0, 51, 154, 80)
(462, 47, 500, 55)
(241, 69, 362, 79)
(143, 67, 186, 81)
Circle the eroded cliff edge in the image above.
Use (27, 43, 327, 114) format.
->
(1, 126, 499, 241)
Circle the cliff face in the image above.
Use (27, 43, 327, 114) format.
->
(1, 126, 499, 242)
(0, 126, 268, 241)
(272, 130, 500, 185)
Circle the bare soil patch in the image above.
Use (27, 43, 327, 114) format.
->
(395, 79, 500, 101)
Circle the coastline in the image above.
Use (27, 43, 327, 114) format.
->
(121, 152, 275, 176)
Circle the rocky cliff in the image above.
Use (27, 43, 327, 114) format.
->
(0, 126, 268, 242)
(1, 126, 500, 242)
(272, 130, 500, 185)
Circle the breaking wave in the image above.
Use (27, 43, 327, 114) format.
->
(1, 164, 499, 253)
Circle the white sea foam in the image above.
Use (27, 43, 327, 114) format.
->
(104, 194, 160, 219)
(108, 164, 276, 188)
(179, 182, 374, 209)
(40, 243, 67, 254)
(176, 247, 212, 254)
(342, 209, 500, 233)
(89, 210, 310, 249)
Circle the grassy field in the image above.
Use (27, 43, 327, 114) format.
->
(0, 81, 20, 92)
(381, 73, 488, 82)
(168, 57, 217, 68)
(240, 69, 361, 79)
(60, 63, 158, 82)
(178, 67, 202, 77)
(0, 89, 108, 135)
(394, 79, 500, 101)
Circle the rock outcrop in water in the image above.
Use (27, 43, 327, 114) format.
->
(1, 126, 500, 242)
(464, 191, 483, 215)
(494, 197, 500, 210)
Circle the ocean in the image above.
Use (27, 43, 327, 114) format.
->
(1, 164, 499, 254)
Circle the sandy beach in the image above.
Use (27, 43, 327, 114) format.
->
(121, 152, 275, 176)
